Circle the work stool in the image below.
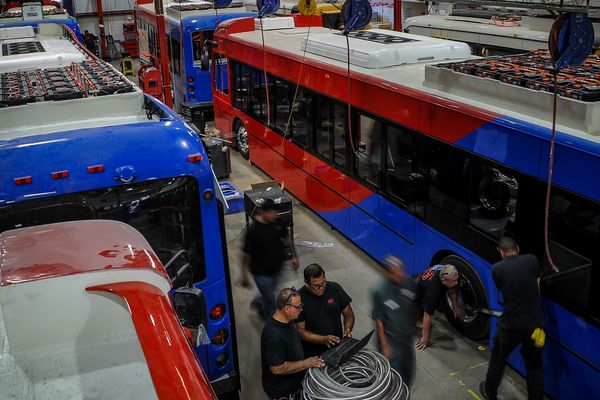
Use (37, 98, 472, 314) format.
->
(120, 57, 134, 76)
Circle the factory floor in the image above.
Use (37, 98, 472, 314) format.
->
(221, 149, 531, 400)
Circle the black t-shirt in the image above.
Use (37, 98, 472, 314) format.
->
(414, 267, 444, 316)
(493, 254, 543, 331)
(261, 317, 305, 397)
(296, 282, 352, 356)
(243, 220, 287, 275)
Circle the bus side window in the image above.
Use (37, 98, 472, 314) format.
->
(213, 53, 229, 94)
(289, 87, 313, 148)
(426, 140, 470, 222)
(250, 68, 266, 120)
(313, 95, 333, 160)
(384, 124, 427, 214)
(355, 113, 382, 187)
(469, 161, 518, 239)
(543, 189, 600, 321)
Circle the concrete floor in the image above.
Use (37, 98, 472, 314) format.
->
(221, 149, 531, 400)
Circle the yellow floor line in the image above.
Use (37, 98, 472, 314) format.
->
(467, 389, 482, 400)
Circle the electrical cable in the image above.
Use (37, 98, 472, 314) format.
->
(345, 33, 359, 158)
(302, 349, 409, 400)
(543, 71, 559, 273)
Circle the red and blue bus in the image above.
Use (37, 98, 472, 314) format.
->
(0, 22, 239, 399)
(0, 1, 83, 41)
(135, 0, 254, 127)
(212, 15, 600, 398)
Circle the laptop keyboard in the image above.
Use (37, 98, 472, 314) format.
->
(321, 337, 358, 366)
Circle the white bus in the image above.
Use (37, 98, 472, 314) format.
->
(404, 14, 550, 56)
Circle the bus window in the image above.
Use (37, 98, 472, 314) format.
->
(384, 124, 428, 214)
(355, 113, 382, 187)
(271, 77, 292, 133)
(469, 162, 519, 239)
(313, 95, 346, 165)
(192, 30, 214, 62)
(0, 177, 206, 287)
(168, 35, 181, 76)
(214, 52, 229, 94)
(544, 189, 600, 322)
(426, 140, 470, 222)
(289, 87, 313, 148)
(251, 69, 266, 121)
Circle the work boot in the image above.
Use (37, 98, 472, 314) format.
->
(479, 381, 496, 400)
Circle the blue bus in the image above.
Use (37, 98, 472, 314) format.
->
(135, 0, 254, 129)
(0, 22, 239, 399)
(0, 2, 83, 41)
(214, 17, 600, 398)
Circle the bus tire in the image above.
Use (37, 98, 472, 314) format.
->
(440, 255, 490, 340)
(235, 122, 249, 160)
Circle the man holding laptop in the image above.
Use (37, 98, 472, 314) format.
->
(295, 263, 355, 357)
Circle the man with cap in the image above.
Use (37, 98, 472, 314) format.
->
(241, 198, 299, 319)
(415, 264, 464, 349)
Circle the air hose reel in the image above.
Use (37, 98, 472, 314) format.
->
(214, 0, 233, 8)
(549, 12, 594, 70)
(257, 0, 280, 17)
(341, 0, 372, 34)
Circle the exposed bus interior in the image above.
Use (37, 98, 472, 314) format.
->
(0, 24, 165, 139)
(0, 178, 206, 290)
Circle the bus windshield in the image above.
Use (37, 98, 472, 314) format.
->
(0, 177, 206, 287)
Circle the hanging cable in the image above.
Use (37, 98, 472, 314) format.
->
(345, 34, 359, 158)
(302, 349, 409, 400)
(543, 71, 559, 273)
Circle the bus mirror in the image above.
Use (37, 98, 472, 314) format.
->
(172, 287, 207, 331)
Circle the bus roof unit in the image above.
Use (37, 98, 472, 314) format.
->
(302, 29, 471, 68)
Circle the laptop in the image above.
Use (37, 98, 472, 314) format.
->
(320, 330, 375, 367)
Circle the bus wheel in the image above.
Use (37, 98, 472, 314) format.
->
(440, 255, 490, 340)
(235, 122, 249, 160)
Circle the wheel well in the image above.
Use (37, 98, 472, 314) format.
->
(232, 117, 243, 134)
(430, 250, 455, 266)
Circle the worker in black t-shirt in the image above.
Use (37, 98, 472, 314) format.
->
(414, 264, 464, 350)
(261, 288, 325, 400)
(241, 198, 299, 319)
(480, 237, 544, 400)
(295, 263, 355, 357)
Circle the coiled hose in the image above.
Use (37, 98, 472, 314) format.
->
(302, 349, 409, 400)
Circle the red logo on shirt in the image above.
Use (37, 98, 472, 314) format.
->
(421, 268, 436, 281)
(327, 297, 335, 305)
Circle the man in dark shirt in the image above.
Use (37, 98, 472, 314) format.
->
(415, 264, 463, 349)
(295, 264, 355, 357)
(480, 237, 544, 400)
(261, 288, 325, 399)
(372, 255, 417, 388)
(242, 199, 299, 319)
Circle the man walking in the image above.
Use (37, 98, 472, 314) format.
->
(261, 288, 325, 400)
(372, 255, 417, 388)
(480, 237, 544, 400)
(296, 263, 355, 357)
(241, 198, 299, 319)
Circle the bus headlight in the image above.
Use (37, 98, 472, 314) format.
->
(211, 329, 229, 345)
